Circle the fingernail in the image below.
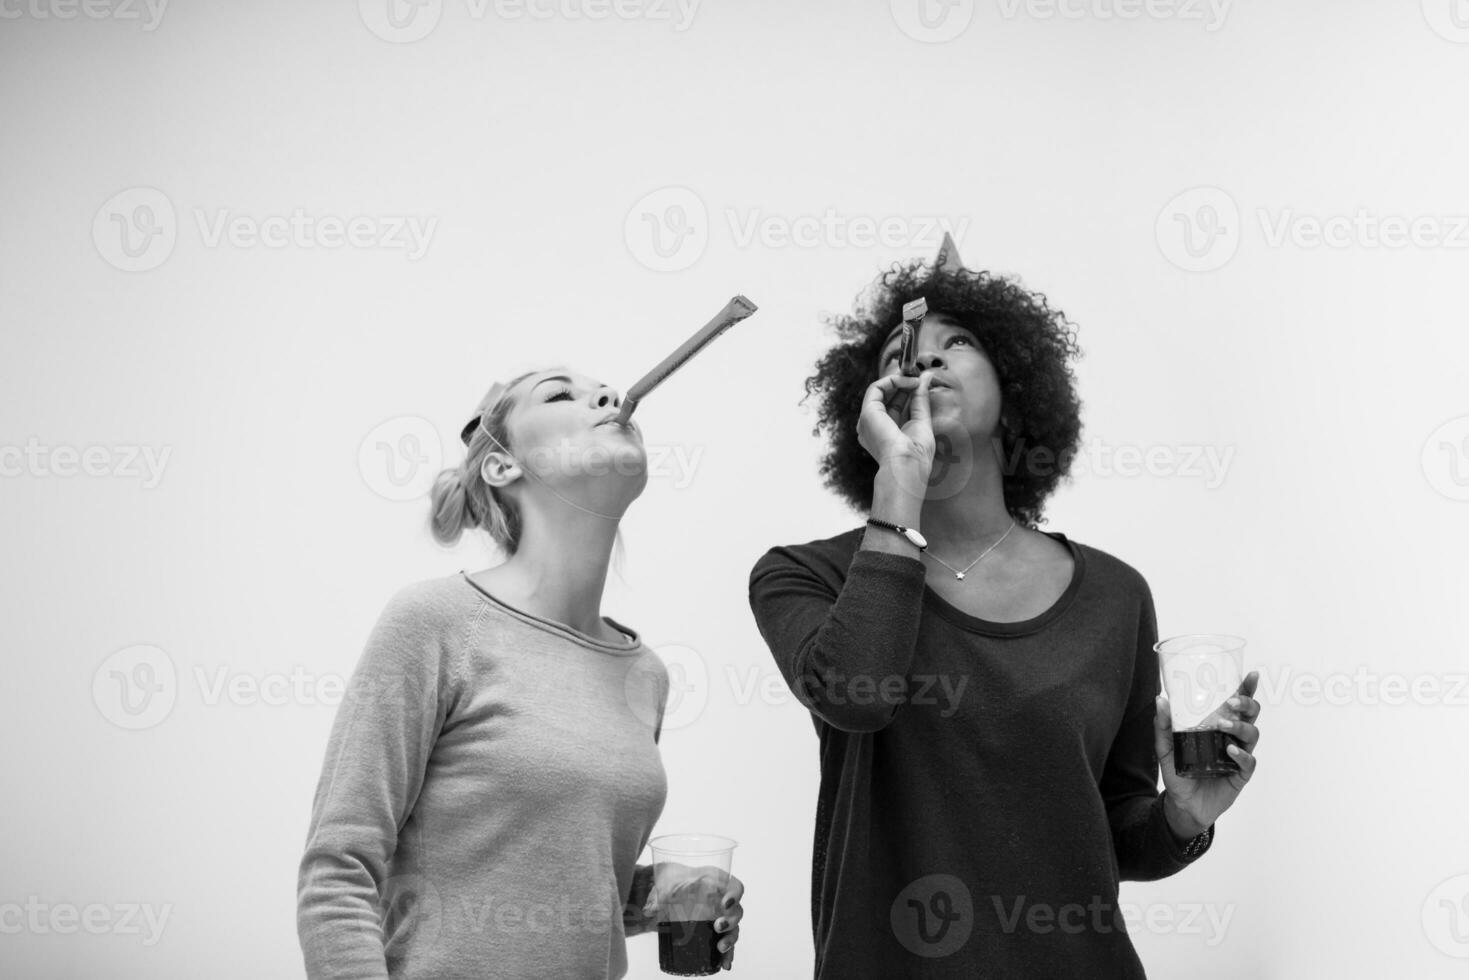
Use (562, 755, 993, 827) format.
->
(723, 896, 734, 910)
(715, 918, 726, 931)
(1228, 697, 1240, 709)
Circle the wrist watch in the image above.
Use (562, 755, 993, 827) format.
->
(866, 517, 927, 551)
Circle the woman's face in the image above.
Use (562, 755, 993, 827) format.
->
(876, 313, 1003, 437)
(495, 368, 648, 499)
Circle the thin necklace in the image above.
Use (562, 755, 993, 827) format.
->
(923, 519, 1017, 580)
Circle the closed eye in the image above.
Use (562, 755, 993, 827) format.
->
(544, 388, 574, 402)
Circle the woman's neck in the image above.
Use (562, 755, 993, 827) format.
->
(485, 500, 621, 639)
(918, 438, 1017, 549)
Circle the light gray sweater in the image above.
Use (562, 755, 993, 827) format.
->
(297, 572, 669, 980)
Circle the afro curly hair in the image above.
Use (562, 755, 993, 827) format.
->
(803, 258, 1084, 528)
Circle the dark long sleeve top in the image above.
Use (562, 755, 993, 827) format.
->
(747, 527, 1213, 979)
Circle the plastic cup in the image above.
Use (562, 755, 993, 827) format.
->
(649, 833, 737, 976)
(1155, 634, 1247, 778)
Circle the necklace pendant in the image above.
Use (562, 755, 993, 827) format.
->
(955, 572, 965, 580)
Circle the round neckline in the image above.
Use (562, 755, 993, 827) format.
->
(458, 571, 643, 655)
(920, 531, 1085, 636)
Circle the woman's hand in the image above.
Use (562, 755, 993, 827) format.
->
(1155, 670, 1262, 839)
(858, 371, 936, 479)
(642, 866, 745, 971)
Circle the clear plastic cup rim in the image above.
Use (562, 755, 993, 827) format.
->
(649, 833, 739, 855)
(1153, 633, 1247, 654)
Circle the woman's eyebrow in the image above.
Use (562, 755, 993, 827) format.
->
(880, 317, 967, 350)
(531, 374, 574, 391)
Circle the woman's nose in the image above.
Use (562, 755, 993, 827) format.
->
(914, 351, 946, 372)
(592, 386, 620, 409)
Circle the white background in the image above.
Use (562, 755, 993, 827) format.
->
(3, 0, 1468, 977)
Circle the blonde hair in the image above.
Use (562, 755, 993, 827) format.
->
(429, 370, 538, 553)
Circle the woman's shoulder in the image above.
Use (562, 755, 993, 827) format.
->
(374, 572, 482, 634)
(1058, 532, 1153, 601)
(748, 525, 866, 580)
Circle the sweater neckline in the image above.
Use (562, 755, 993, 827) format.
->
(458, 572, 644, 655)
(919, 531, 1085, 637)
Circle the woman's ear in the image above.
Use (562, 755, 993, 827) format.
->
(480, 449, 521, 489)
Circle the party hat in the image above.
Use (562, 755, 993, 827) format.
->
(459, 380, 509, 446)
(934, 231, 963, 273)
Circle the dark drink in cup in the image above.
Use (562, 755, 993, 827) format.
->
(658, 919, 722, 976)
(649, 834, 738, 976)
(1155, 634, 1247, 781)
(1172, 728, 1242, 778)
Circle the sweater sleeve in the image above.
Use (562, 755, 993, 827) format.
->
(748, 541, 928, 733)
(1100, 579, 1214, 880)
(296, 585, 453, 980)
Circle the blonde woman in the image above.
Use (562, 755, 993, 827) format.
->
(298, 368, 744, 979)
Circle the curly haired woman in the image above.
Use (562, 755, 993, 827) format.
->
(747, 241, 1261, 978)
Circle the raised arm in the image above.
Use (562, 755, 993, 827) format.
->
(296, 585, 452, 980)
(748, 373, 940, 733)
